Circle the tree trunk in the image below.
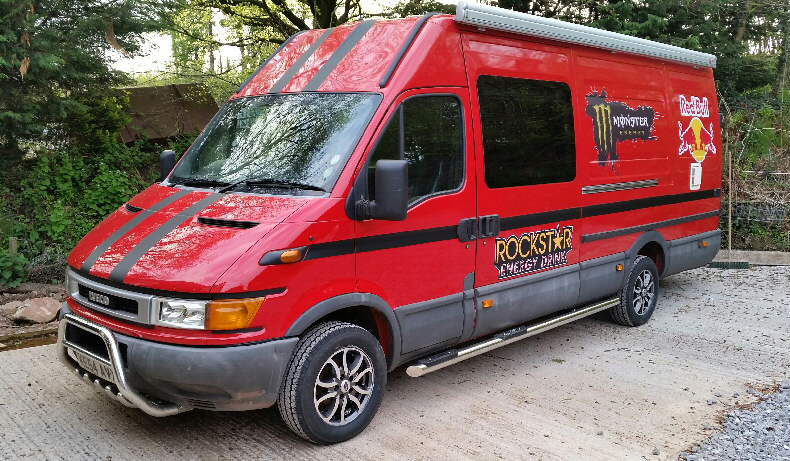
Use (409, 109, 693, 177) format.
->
(774, 2, 789, 98)
(734, 0, 752, 42)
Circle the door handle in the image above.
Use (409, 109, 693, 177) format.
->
(457, 215, 500, 242)
(457, 218, 477, 242)
(479, 215, 500, 238)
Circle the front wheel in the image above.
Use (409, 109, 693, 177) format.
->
(610, 255, 659, 326)
(277, 321, 387, 444)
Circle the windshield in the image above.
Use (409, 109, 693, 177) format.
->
(170, 93, 381, 194)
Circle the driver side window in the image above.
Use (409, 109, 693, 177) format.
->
(367, 95, 464, 204)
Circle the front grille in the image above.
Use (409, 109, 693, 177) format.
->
(65, 323, 110, 360)
(78, 284, 138, 315)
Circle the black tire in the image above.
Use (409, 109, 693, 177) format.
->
(277, 321, 387, 444)
(610, 255, 660, 327)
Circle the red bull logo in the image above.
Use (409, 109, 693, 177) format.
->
(678, 116, 716, 163)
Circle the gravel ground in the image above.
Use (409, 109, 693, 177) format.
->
(680, 384, 790, 460)
(0, 266, 787, 460)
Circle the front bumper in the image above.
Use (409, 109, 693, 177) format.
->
(57, 307, 298, 415)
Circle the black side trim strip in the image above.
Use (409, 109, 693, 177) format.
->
(109, 194, 223, 282)
(210, 327, 264, 334)
(269, 28, 334, 93)
(584, 189, 720, 218)
(582, 210, 720, 242)
(125, 203, 143, 213)
(304, 189, 721, 260)
(501, 208, 582, 232)
(82, 190, 191, 272)
(235, 31, 305, 93)
(379, 13, 439, 88)
(70, 267, 286, 300)
(304, 20, 377, 91)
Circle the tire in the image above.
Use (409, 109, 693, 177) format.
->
(277, 321, 387, 444)
(610, 255, 660, 327)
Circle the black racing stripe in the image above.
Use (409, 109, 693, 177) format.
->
(269, 28, 335, 93)
(356, 225, 457, 252)
(304, 189, 722, 260)
(303, 20, 377, 91)
(109, 194, 223, 283)
(70, 267, 286, 300)
(236, 31, 305, 93)
(583, 189, 720, 218)
(582, 210, 720, 242)
(501, 208, 582, 232)
(81, 190, 191, 272)
(304, 225, 458, 260)
(379, 13, 439, 88)
(305, 239, 355, 260)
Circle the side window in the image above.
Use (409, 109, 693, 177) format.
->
(478, 75, 576, 188)
(368, 95, 464, 204)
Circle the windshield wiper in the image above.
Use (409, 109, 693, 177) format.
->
(172, 177, 231, 188)
(219, 178, 325, 193)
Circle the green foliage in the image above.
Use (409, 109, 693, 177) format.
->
(0, 0, 163, 164)
(0, 248, 28, 288)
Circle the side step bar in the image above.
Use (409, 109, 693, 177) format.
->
(406, 297, 619, 378)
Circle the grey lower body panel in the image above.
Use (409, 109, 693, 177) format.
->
(121, 334, 298, 412)
(474, 264, 580, 338)
(59, 304, 298, 413)
(664, 229, 721, 277)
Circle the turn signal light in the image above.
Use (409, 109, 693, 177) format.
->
(482, 299, 495, 309)
(700, 240, 710, 248)
(616, 264, 624, 271)
(280, 248, 305, 264)
(206, 298, 265, 330)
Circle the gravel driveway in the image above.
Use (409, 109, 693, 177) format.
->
(0, 266, 788, 460)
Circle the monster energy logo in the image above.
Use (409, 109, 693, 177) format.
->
(586, 90, 657, 167)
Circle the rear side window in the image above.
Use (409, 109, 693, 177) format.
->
(478, 75, 576, 188)
(368, 95, 464, 204)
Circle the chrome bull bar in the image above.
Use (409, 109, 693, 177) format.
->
(57, 312, 188, 417)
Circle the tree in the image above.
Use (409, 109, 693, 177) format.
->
(0, 0, 162, 164)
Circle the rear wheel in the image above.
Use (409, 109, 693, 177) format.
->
(277, 321, 386, 444)
(610, 255, 659, 326)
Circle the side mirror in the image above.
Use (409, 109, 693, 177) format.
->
(357, 159, 408, 221)
(159, 150, 177, 181)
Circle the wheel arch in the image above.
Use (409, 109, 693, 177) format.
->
(626, 231, 669, 277)
(285, 293, 402, 371)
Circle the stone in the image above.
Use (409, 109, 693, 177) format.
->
(12, 297, 61, 323)
(707, 398, 718, 405)
(780, 380, 789, 390)
(0, 300, 24, 316)
(651, 447, 660, 455)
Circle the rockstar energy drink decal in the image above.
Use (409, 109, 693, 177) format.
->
(495, 225, 574, 279)
(585, 89, 657, 167)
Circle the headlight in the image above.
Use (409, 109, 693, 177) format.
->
(154, 297, 265, 331)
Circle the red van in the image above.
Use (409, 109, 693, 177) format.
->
(58, 2, 722, 443)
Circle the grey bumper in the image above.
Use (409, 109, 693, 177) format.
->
(58, 305, 298, 415)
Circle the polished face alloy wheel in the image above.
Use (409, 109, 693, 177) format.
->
(313, 346, 375, 426)
(632, 269, 655, 315)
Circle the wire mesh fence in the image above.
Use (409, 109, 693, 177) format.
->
(721, 170, 790, 251)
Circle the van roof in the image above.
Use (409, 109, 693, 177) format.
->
(236, 3, 716, 98)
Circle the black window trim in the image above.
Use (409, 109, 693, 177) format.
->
(362, 92, 468, 210)
(476, 74, 578, 190)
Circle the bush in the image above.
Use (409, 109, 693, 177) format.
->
(0, 248, 28, 288)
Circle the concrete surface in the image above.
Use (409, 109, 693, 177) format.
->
(0, 266, 788, 461)
(713, 249, 790, 266)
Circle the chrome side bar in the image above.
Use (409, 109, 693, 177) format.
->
(57, 313, 188, 417)
(406, 297, 620, 378)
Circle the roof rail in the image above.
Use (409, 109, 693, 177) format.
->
(455, 1, 716, 68)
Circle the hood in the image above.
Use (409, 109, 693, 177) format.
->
(68, 184, 308, 293)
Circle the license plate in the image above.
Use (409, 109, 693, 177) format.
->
(68, 348, 117, 384)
